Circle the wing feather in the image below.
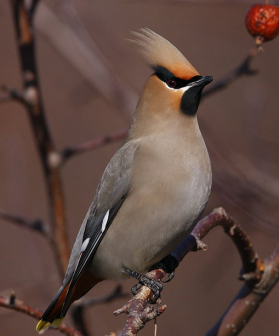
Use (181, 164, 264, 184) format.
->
(61, 139, 139, 316)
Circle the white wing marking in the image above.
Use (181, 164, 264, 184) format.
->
(101, 210, 110, 233)
(80, 238, 90, 253)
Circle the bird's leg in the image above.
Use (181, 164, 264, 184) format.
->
(151, 254, 179, 283)
(123, 254, 179, 301)
(122, 267, 163, 303)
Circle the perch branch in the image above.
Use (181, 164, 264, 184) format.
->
(115, 208, 265, 336)
(114, 276, 167, 336)
(10, 0, 70, 276)
(0, 293, 83, 336)
(172, 207, 264, 282)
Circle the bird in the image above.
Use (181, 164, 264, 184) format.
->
(36, 28, 213, 331)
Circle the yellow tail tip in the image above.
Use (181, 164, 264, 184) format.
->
(51, 318, 64, 328)
(36, 318, 63, 332)
(36, 320, 50, 331)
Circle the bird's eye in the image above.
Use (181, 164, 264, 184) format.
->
(166, 79, 177, 88)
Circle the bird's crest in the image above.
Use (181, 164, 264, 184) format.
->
(131, 28, 199, 80)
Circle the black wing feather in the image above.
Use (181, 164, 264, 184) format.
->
(61, 197, 125, 316)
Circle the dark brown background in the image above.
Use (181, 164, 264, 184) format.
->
(1, 1, 279, 335)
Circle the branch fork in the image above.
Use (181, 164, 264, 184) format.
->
(114, 274, 167, 336)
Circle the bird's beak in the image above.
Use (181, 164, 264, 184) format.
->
(190, 76, 213, 88)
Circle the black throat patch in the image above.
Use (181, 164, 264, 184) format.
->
(180, 86, 204, 116)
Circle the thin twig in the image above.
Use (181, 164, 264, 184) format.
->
(61, 129, 128, 163)
(1, 85, 26, 104)
(71, 285, 128, 336)
(202, 49, 258, 98)
(0, 293, 83, 336)
(0, 208, 48, 236)
(74, 285, 128, 309)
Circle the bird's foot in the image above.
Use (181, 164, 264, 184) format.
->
(123, 267, 163, 303)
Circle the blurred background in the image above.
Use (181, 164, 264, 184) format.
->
(1, 0, 279, 335)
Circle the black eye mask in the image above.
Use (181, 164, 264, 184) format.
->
(153, 65, 202, 89)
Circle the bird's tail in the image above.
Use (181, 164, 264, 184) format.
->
(36, 273, 101, 332)
(36, 282, 70, 331)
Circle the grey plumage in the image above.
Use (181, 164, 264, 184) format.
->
(63, 139, 140, 284)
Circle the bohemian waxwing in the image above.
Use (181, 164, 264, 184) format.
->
(36, 28, 213, 331)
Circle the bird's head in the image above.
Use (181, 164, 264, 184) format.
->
(132, 28, 213, 119)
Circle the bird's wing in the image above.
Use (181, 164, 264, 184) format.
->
(61, 138, 139, 315)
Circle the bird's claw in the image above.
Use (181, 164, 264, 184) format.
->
(131, 282, 142, 295)
(161, 271, 175, 283)
(123, 267, 163, 303)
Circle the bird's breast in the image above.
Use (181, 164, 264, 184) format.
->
(91, 125, 212, 279)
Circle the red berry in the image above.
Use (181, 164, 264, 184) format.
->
(246, 4, 279, 45)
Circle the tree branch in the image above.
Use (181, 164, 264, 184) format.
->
(0, 293, 83, 336)
(115, 208, 268, 336)
(172, 207, 264, 282)
(114, 274, 167, 336)
(10, 0, 70, 276)
(205, 243, 279, 336)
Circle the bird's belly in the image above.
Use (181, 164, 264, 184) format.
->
(90, 166, 211, 280)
